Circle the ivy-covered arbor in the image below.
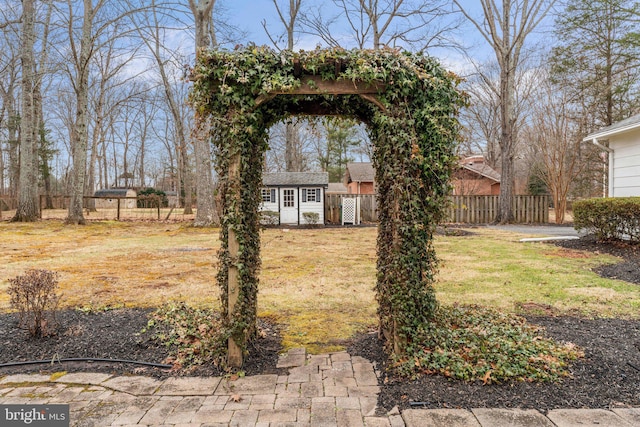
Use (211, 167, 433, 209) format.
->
(190, 47, 464, 367)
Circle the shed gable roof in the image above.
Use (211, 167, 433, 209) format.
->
(346, 162, 375, 182)
(263, 172, 329, 186)
(94, 189, 135, 197)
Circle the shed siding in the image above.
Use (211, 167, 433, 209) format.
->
(94, 189, 137, 209)
(261, 201, 278, 211)
(259, 185, 326, 225)
(611, 133, 640, 197)
(299, 187, 324, 224)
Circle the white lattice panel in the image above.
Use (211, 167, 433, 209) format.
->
(342, 198, 357, 225)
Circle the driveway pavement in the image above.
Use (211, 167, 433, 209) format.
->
(1, 348, 637, 426)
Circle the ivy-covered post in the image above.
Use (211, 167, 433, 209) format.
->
(218, 117, 266, 368)
(226, 151, 243, 367)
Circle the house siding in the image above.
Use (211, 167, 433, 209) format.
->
(611, 133, 640, 197)
(452, 177, 499, 196)
(346, 181, 375, 194)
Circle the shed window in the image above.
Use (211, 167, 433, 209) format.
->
(302, 188, 321, 203)
(262, 188, 276, 203)
(283, 189, 295, 207)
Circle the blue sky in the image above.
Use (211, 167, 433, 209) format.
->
(218, 1, 551, 75)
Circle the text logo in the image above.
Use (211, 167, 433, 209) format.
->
(1, 405, 69, 426)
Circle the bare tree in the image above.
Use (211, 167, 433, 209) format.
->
(524, 70, 596, 223)
(453, 0, 555, 223)
(0, 36, 20, 198)
(263, 1, 308, 173)
(301, 0, 456, 50)
(85, 28, 144, 211)
(263, 0, 302, 51)
(134, 0, 194, 214)
(135, 0, 201, 214)
(460, 55, 539, 172)
(460, 63, 502, 167)
(12, 0, 40, 221)
(190, 0, 218, 226)
(63, 0, 146, 224)
(64, 0, 95, 224)
(33, 0, 55, 210)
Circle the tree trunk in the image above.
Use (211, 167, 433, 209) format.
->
(496, 61, 516, 224)
(12, 0, 39, 222)
(285, 122, 297, 171)
(191, 0, 218, 225)
(39, 125, 54, 210)
(3, 91, 19, 199)
(180, 145, 193, 214)
(34, 1, 54, 211)
(193, 119, 218, 225)
(66, 0, 93, 225)
(86, 85, 105, 213)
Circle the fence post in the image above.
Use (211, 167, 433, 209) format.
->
(117, 198, 121, 220)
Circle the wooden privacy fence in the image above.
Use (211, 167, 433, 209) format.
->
(324, 193, 549, 225)
(446, 195, 550, 224)
(325, 194, 378, 223)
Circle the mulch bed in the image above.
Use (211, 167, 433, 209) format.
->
(0, 309, 283, 379)
(1, 234, 639, 411)
(555, 234, 640, 285)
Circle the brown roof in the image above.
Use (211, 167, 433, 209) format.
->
(346, 162, 375, 183)
(461, 162, 501, 182)
(327, 183, 348, 193)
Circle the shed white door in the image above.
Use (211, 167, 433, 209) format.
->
(280, 188, 298, 224)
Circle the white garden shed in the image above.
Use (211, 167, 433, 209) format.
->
(261, 172, 329, 225)
(93, 188, 137, 209)
(585, 113, 640, 197)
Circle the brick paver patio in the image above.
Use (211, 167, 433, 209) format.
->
(0, 348, 637, 426)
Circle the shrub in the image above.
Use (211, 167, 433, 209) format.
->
(137, 188, 168, 208)
(260, 210, 280, 226)
(393, 305, 583, 383)
(145, 302, 227, 369)
(302, 212, 320, 226)
(8, 269, 61, 337)
(573, 197, 640, 242)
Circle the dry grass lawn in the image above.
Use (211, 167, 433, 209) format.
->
(0, 221, 638, 353)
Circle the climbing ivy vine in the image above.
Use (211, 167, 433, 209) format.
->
(190, 46, 464, 364)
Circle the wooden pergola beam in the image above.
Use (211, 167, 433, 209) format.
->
(254, 76, 386, 109)
(276, 75, 384, 95)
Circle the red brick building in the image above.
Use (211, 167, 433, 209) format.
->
(452, 156, 501, 195)
(344, 162, 376, 194)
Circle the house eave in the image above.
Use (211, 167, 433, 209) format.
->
(583, 121, 640, 142)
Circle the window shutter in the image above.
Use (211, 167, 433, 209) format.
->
(316, 188, 321, 202)
(302, 189, 307, 203)
(270, 189, 276, 202)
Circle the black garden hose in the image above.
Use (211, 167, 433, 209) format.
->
(0, 357, 173, 369)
